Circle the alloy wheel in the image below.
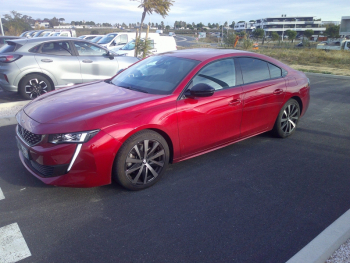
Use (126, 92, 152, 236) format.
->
(25, 78, 49, 99)
(280, 104, 299, 134)
(124, 139, 166, 185)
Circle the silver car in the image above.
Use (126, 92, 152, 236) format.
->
(0, 37, 139, 99)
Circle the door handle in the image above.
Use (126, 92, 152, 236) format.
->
(82, 60, 93, 63)
(41, 59, 53, 63)
(229, 99, 241, 106)
(273, 89, 284, 95)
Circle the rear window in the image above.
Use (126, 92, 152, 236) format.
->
(237, 57, 270, 84)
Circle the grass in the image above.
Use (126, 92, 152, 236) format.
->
(254, 47, 350, 76)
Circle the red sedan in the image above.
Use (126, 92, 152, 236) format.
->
(15, 49, 310, 190)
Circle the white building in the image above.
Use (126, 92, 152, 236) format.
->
(340, 16, 350, 36)
(254, 16, 326, 36)
(234, 21, 255, 32)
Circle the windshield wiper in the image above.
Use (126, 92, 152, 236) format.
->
(118, 85, 149, 93)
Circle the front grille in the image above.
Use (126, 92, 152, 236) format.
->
(18, 125, 42, 146)
(30, 160, 54, 177)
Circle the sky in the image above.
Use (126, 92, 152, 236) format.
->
(2, 0, 346, 26)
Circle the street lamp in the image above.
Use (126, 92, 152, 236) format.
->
(282, 19, 285, 42)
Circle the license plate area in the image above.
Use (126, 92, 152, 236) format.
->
(16, 137, 30, 160)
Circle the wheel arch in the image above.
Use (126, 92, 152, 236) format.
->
(148, 128, 174, 164)
(290, 96, 303, 115)
(18, 72, 56, 91)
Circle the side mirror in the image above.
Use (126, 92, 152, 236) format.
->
(105, 51, 114, 60)
(112, 41, 116, 46)
(184, 83, 215, 98)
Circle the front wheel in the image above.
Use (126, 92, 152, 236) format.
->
(19, 74, 53, 100)
(272, 99, 300, 138)
(113, 130, 170, 190)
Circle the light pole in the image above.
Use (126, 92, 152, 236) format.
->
(0, 15, 4, 36)
(281, 19, 285, 42)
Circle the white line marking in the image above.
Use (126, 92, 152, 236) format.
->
(0, 223, 31, 263)
(0, 188, 4, 200)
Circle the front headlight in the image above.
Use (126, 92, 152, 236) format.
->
(48, 130, 99, 144)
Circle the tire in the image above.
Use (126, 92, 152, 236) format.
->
(272, 99, 300, 138)
(19, 74, 53, 100)
(113, 130, 170, 190)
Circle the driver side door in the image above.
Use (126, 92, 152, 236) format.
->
(73, 41, 119, 82)
(176, 58, 243, 158)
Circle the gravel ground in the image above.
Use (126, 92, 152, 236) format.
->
(327, 238, 350, 263)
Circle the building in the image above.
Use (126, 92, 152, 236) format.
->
(254, 16, 326, 36)
(234, 21, 255, 32)
(340, 16, 350, 36)
(322, 21, 340, 26)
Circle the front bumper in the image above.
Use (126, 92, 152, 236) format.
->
(16, 125, 122, 188)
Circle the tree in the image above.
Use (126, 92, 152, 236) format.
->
(49, 17, 59, 27)
(131, 0, 174, 39)
(229, 21, 235, 29)
(271, 32, 279, 41)
(223, 31, 236, 47)
(2, 10, 32, 36)
(325, 24, 340, 38)
(59, 18, 65, 24)
(304, 29, 314, 39)
(285, 30, 297, 42)
(253, 28, 264, 42)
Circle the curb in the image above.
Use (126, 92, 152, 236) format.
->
(0, 101, 30, 127)
(305, 72, 350, 80)
(286, 209, 350, 263)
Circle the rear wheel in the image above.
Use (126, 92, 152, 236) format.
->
(113, 130, 170, 190)
(272, 99, 300, 138)
(19, 74, 52, 100)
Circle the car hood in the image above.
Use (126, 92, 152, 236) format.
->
(24, 81, 163, 125)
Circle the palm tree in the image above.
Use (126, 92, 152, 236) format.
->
(132, 0, 174, 38)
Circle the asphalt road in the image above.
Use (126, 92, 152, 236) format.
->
(0, 74, 350, 262)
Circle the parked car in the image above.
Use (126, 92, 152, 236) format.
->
(114, 35, 177, 56)
(14, 49, 310, 190)
(32, 30, 53, 38)
(20, 31, 37, 38)
(98, 32, 158, 50)
(0, 37, 139, 99)
(168, 32, 176, 37)
(78, 35, 103, 41)
(0, 36, 22, 48)
(89, 36, 104, 43)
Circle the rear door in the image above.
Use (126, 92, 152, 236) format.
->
(72, 41, 119, 83)
(34, 40, 82, 87)
(236, 57, 286, 137)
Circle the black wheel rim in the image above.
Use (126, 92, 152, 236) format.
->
(281, 104, 299, 134)
(25, 78, 48, 99)
(124, 139, 165, 185)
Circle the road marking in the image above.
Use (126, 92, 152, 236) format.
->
(175, 37, 187, 42)
(0, 223, 31, 263)
(0, 188, 4, 200)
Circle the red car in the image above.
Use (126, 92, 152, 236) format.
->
(15, 49, 310, 190)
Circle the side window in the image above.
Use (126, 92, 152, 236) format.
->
(237, 57, 270, 84)
(268, 63, 282, 78)
(114, 36, 121, 45)
(347, 42, 350, 49)
(192, 59, 236, 91)
(74, 41, 107, 56)
(120, 34, 128, 44)
(60, 33, 68, 37)
(0, 39, 4, 44)
(149, 39, 155, 49)
(40, 41, 72, 56)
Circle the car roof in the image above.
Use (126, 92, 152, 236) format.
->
(0, 36, 21, 39)
(162, 48, 250, 61)
(9, 37, 82, 45)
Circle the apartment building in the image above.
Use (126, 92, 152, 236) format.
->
(234, 21, 255, 32)
(254, 16, 326, 36)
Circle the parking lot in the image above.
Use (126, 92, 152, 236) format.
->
(0, 73, 349, 262)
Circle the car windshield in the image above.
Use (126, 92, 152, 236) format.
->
(98, 34, 118, 44)
(90, 36, 102, 43)
(78, 36, 85, 39)
(53, 33, 60, 36)
(120, 40, 135, 50)
(111, 55, 199, 95)
(43, 33, 50, 37)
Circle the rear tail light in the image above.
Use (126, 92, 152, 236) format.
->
(0, 54, 22, 63)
